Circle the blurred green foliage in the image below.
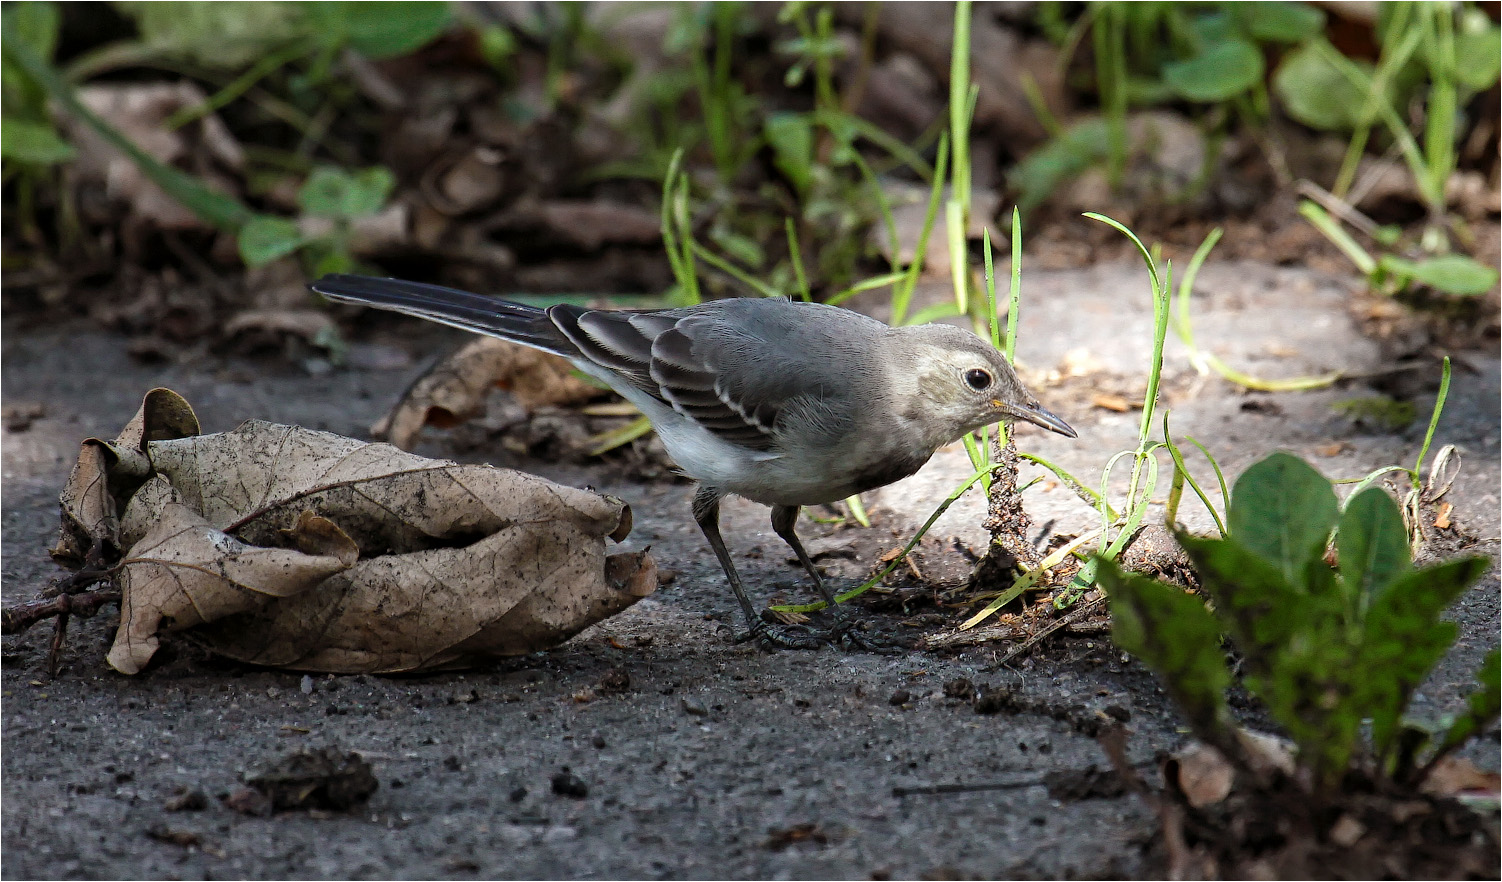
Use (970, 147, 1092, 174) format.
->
(1100, 451, 1495, 794)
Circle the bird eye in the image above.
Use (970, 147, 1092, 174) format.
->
(963, 368, 993, 391)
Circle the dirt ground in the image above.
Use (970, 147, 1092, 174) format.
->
(3, 258, 1498, 879)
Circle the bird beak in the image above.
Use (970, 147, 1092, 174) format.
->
(997, 400, 1077, 438)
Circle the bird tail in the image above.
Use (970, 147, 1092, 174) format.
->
(308, 274, 576, 357)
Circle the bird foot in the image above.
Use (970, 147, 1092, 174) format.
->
(825, 616, 900, 653)
(729, 613, 898, 652)
(732, 619, 827, 651)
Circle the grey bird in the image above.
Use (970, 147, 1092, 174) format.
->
(309, 274, 1076, 648)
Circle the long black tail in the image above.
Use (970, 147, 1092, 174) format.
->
(309, 274, 576, 357)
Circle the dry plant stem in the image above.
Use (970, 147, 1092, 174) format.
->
(1096, 724, 1198, 879)
(969, 429, 1041, 591)
(992, 595, 1105, 668)
(1, 586, 121, 636)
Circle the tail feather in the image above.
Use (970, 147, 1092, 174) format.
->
(309, 274, 575, 357)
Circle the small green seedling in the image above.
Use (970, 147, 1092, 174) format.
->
(238, 165, 395, 275)
(1099, 450, 1495, 795)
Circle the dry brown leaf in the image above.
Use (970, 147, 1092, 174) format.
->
(108, 505, 359, 674)
(1167, 742, 1236, 808)
(52, 388, 200, 564)
(1091, 393, 1133, 413)
(55, 391, 655, 674)
(371, 336, 601, 449)
(63, 82, 244, 232)
(1433, 502, 1453, 530)
(1420, 755, 1501, 799)
(223, 308, 339, 345)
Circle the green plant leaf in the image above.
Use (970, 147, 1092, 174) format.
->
(1454, 25, 1501, 91)
(307, 1, 452, 60)
(0, 117, 74, 163)
(1179, 530, 1361, 786)
(237, 215, 304, 267)
(1337, 487, 1411, 621)
(1357, 555, 1491, 754)
(764, 112, 814, 198)
(297, 166, 394, 219)
(1010, 118, 1109, 217)
(1098, 557, 1232, 746)
(1163, 40, 1263, 102)
(1228, 452, 1339, 588)
(1430, 650, 1501, 761)
(114, 1, 304, 70)
(1188, 11, 1237, 47)
(1238, 2, 1326, 44)
(1, 13, 254, 230)
(1273, 41, 1374, 131)
(1379, 254, 1500, 297)
(1176, 531, 1318, 663)
(5, 1, 60, 61)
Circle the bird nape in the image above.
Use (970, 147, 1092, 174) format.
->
(310, 273, 1076, 650)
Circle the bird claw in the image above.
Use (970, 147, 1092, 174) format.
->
(826, 617, 899, 653)
(730, 614, 897, 652)
(733, 620, 827, 651)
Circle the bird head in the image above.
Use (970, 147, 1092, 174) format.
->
(896, 324, 1076, 444)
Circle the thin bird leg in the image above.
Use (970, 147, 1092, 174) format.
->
(693, 487, 821, 650)
(770, 505, 843, 616)
(771, 504, 889, 651)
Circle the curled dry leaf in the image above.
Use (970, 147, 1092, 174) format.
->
(52, 388, 655, 674)
(372, 336, 601, 450)
(109, 502, 359, 674)
(52, 387, 200, 565)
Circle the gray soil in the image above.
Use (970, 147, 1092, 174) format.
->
(3, 259, 1497, 880)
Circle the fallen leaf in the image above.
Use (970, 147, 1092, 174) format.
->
(1167, 742, 1236, 808)
(1421, 755, 1500, 799)
(763, 822, 830, 851)
(372, 336, 601, 449)
(52, 388, 200, 565)
(56, 390, 656, 674)
(145, 826, 202, 848)
(107, 503, 359, 674)
(223, 308, 339, 347)
(63, 82, 244, 232)
(1092, 393, 1133, 413)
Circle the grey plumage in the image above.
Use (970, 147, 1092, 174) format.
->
(310, 273, 1075, 648)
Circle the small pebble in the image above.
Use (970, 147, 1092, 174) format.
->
(942, 678, 974, 700)
(680, 697, 708, 717)
(551, 768, 588, 799)
(300, 675, 314, 695)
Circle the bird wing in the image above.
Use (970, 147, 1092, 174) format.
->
(548, 305, 789, 451)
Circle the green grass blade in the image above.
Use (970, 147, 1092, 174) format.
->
(784, 217, 811, 301)
(1412, 356, 1451, 487)
(1, 17, 253, 231)
(1006, 206, 1022, 363)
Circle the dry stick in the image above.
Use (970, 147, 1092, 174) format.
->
(892, 778, 1046, 797)
(989, 595, 1107, 669)
(2, 586, 121, 636)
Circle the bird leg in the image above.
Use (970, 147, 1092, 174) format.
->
(769, 504, 888, 651)
(692, 487, 822, 650)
